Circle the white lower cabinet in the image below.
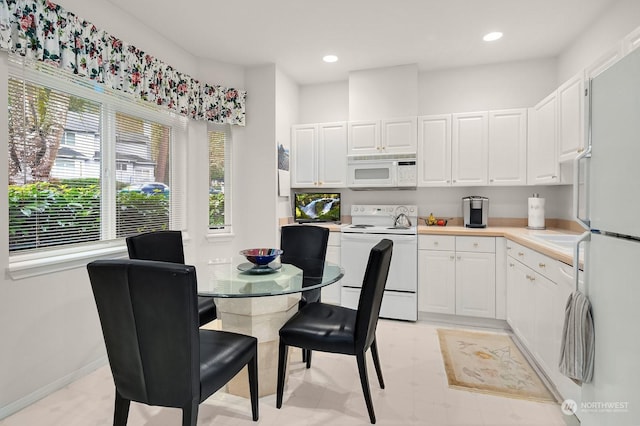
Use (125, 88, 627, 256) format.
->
(322, 232, 341, 304)
(418, 235, 496, 318)
(506, 240, 581, 406)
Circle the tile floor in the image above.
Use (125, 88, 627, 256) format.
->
(0, 320, 571, 426)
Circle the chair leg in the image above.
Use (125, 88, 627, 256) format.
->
(370, 339, 385, 389)
(305, 349, 312, 369)
(113, 390, 130, 426)
(247, 352, 259, 421)
(356, 352, 377, 424)
(182, 399, 198, 426)
(276, 340, 289, 409)
(302, 348, 307, 363)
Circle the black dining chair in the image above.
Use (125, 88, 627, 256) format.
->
(279, 225, 330, 365)
(87, 259, 259, 425)
(276, 239, 393, 424)
(126, 230, 217, 326)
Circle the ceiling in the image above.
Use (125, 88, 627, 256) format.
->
(106, 0, 617, 85)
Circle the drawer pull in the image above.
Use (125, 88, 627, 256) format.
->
(434, 241, 439, 246)
(518, 252, 525, 257)
(450, 255, 455, 261)
(509, 263, 514, 267)
(457, 255, 461, 260)
(473, 242, 479, 247)
(506, 246, 512, 250)
(538, 262, 546, 268)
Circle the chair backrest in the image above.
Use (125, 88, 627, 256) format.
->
(87, 259, 199, 408)
(280, 225, 329, 264)
(354, 239, 393, 352)
(126, 230, 185, 264)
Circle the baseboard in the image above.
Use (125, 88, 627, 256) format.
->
(418, 311, 510, 331)
(0, 356, 108, 420)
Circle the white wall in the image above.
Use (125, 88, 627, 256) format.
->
(298, 81, 349, 124)
(558, 0, 640, 83)
(419, 58, 558, 114)
(275, 68, 300, 219)
(349, 64, 419, 120)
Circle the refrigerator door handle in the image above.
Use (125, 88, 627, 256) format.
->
(573, 144, 592, 230)
(574, 231, 591, 292)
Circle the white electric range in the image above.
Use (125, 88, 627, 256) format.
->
(340, 205, 418, 321)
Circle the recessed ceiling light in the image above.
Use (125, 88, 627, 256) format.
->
(483, 32, 503, 42)
(323, 55, 338, 63)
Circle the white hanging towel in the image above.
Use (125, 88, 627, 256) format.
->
(559, 290, 595, 384)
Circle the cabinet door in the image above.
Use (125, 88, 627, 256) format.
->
(527, 93, 559, 184)
(381, 117, 417, 154)
(317, 122, 347, 187)
(290, 124, 317, 188)
(418, 250, 455, 314)
(452, 112, 488, 186)
(455, 252, 495, 318)
(488, 109, 527, 185)
(558, 73, 586, 163)
(532, 272, 557, 377)
(348, 120, 380, 155)
(417, 115, 451, 186)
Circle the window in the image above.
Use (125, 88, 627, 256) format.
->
(8, 60, 185, 255)
(208, 124, 231, 231)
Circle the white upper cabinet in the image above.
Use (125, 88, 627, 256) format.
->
(528, 92, 559, 185)
(347, 117, 416, 156)
(381, 117, 417, 154)
(347, 120, 380, 155)
(317, 122, 348, 187)
(451, 112, 488, 186)
(290, 124, 317, 188)
(417, 115, 451, 186)
(291, 122, 347, 188)
(558, 72, 586, 162)
(488, 109, 527, 186)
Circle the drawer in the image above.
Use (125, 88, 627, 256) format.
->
(455, 236, 495, 253)
(506, 240, 532, 265)
(419, 235, 455, 251)
(507, 239, 556, 281)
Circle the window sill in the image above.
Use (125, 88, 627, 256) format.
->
(8, 242, 128, 280)
(205, 232, 235, 243)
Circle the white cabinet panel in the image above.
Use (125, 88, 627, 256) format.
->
(527, 93, 559, 184)
(317, 122, 347, 187)
(558, 72, 586, 163)
(452, 112, 488, 186)
(455, 252, 496, 318)
(418, 250, 455, 314)
(417, 115, 451, 186)
(348, 120, 379, 155)
(291, 124, 318, 188)
(488, 109, 527, 185)
(382, 117, 417, 154)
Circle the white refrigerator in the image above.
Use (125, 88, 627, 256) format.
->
(574, 46, 640, 426)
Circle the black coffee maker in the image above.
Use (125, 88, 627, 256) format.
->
(462, 196, 489, 228)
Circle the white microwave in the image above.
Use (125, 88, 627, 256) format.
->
(347, 158, 417, 189)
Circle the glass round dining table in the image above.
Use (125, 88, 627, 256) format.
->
(198, 257, 344, 298)
(197, 256, 344, 398)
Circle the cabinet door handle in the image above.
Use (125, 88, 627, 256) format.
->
(538, 262, 546, 268)
(457, 255, 461, 260)
(509, 263, 514, 267)
(530, 275, 536, 281)
(577, 147, 584, 153)
(490, 179, 494, 183)
(450, 255, 455, 260)
(507, 246, 512, 250)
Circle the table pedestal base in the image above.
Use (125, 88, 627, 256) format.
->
(214, 294, 300, 397)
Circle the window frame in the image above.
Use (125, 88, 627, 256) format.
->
(6, 58, 188, 279)
(206, 123, 233, 237)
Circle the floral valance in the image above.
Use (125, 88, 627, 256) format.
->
(0, 0, 246, 125)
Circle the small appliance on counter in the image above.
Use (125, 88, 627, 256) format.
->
(462, 196, 488, 228)
(527, 193, 546, 230)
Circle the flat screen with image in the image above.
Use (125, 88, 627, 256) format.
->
(294, 192, 341, 223)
